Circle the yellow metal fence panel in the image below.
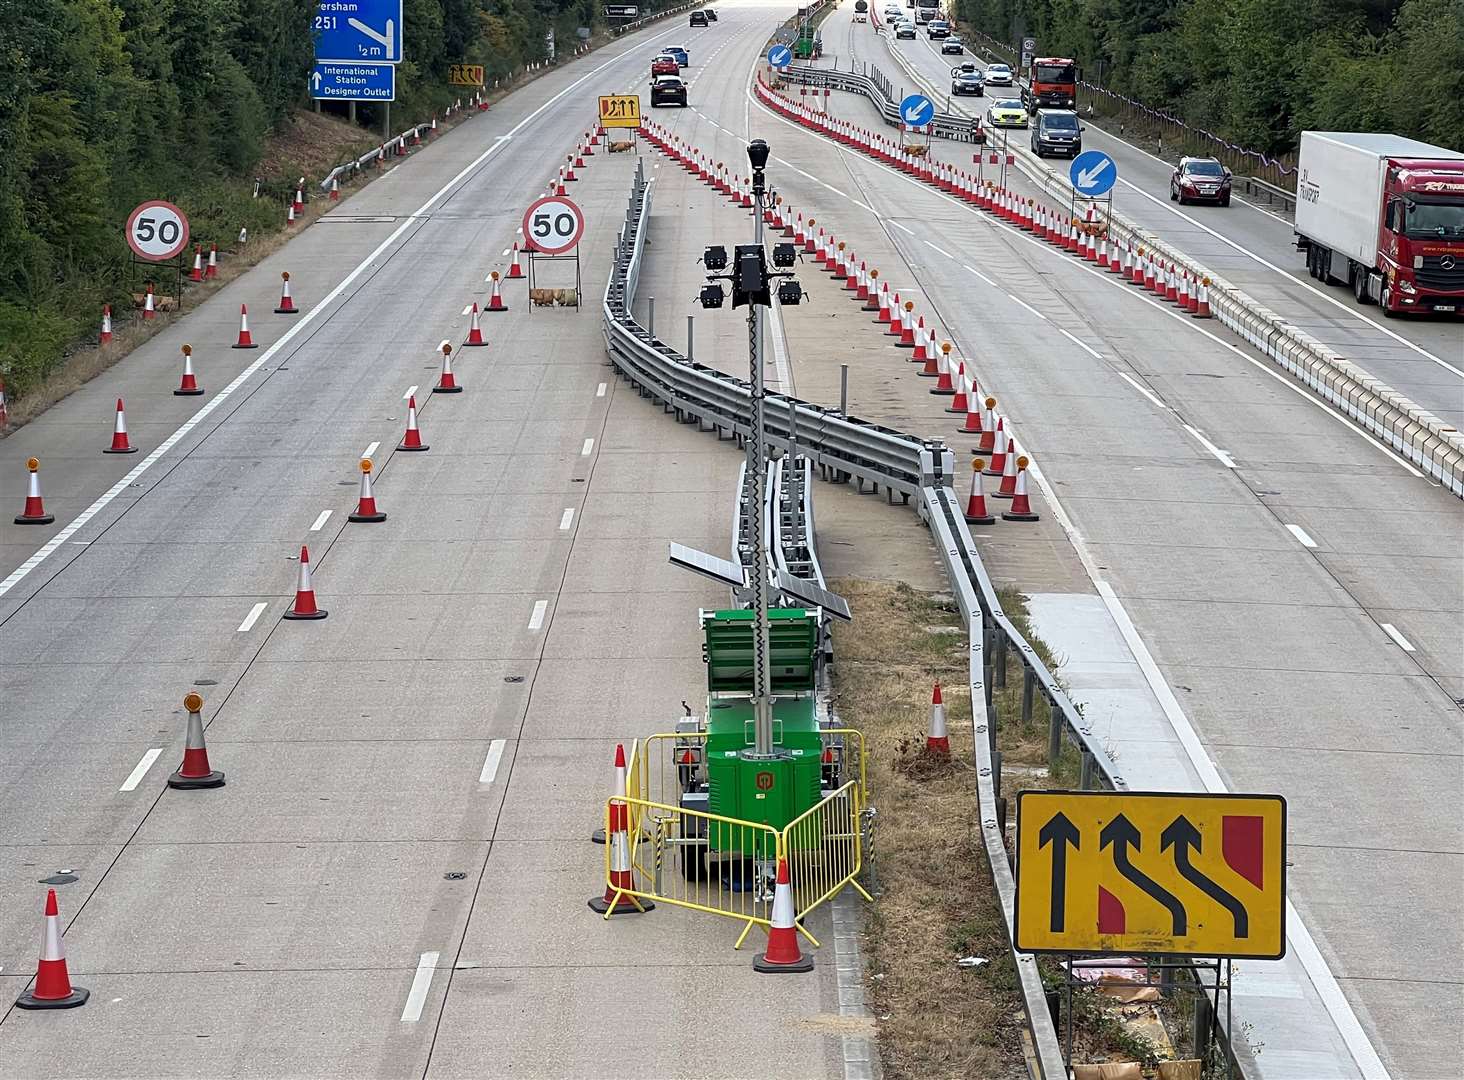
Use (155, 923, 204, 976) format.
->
(781, 780, 874, 921)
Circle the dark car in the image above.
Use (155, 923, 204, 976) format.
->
(705, 7, 717, 18)
(650, 75, 688, 107)
(1171, 156, 1232, 206)
(926, 19, 950, 38)
(951, 63, 983, 97)
(1031, 108, 1082, 158)
(689, 9, 707, 25)
(941, 35, 964, 54)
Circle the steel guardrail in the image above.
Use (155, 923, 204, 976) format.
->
(782, 62, 984, 143)
(605, 161, 1135, 1080)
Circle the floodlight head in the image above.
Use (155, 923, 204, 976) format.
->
(772, 242, 797, 268)
(777, 279, 803, 305)
(703, 245, 728, 270)
(747, 139, 771, 171)
(699, 283, 725, 308)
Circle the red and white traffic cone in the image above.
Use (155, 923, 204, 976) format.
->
(564, 156, 578, 182)
(434, 343, 462, 394)
(1193, 277, 1213, 318)
(994, 438, 1020, 497)
(984, 421, 1008, 476)
(590, 745, 653, 916)
(175, 344, 204, 396)
(874, 283, 892, 322)
(274, 272, 298, 314)
(1002, 456, 1041, 521)
(1131, 247, 1147, 286)
(554, 168, 567, 196)
(507, 243, 526, 279)
(591, 742, 631, 845)
(927, 681, 950, 753)
(14, 458, 54, 525)
(398, 395, 428, 451)
(486, 272, 508, 312)
(975, 398, 997, 453)
(964, 459, 995, 525)
(912, 320, 932, 365)
(14, 890, 89, 1009)
(206, 242, 219, 279)
(464, 303, 487, 346)
(753, 857, 812, 973)
(286, 203, 296, 227)
(100, 305, 113, 344)
(329, 177, 340, 201)
(283, 544, 327, 620)
(862, 270, 880, 309)
(896, 305, 916, 346)
(960, 384, 985, 434)
(104, 398, 138, 454)
(142, 284, 157, 320)
(932, 342, 957, 395)
(232, 305, 257, 349)
(948, 362, 970, 414)
(1177, 269, 1191, 310)
(168, 692, 225, 788)
(189, 245, 204, 282)
(348, 458, 387, 522)
(293, 186, 304, 215)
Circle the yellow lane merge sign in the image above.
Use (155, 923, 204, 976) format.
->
(599, 94, 641, 128)
(449, 65, 485, 87)
(1014, 790, 1287, 959)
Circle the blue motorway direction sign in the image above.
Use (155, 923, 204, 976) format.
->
(767, 44, 792, 69)
(899, 93, 935, 128)
(314, 0, 403, 63)
(310, 61, 396, 101)
(1070, 149, 1117, 196)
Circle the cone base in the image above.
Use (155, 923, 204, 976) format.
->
(506, 269, 525, 280)
(103, 446, 139, 455)
(930, 388, 956, 396)
(982, 465, 1003, 477)
(168, 769, 225, 789)
(964, 512, 996, 525)
(348, 510, 387, 523)
(274, 307, 301, 315)
(590, 828, 606, 844)
(397, 442, 429, 452)
(283, 608, 328, 620)
(1002, 510, 1040, 522)
(754, 951, 814, 974)
(945, 405, 966, 414)
(588, 894, 654, 916)
(232, 343, 259, 350)
(990, 490, 1015, 500)
(485, 305, 508, 313)
(16, 986, 89, 1010)
(461, 340, 487, 348)
(432, 384, 464, 394)
(14, 514, 56, 525)
(174, 388, 206, 397)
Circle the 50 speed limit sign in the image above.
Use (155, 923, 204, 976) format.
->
(522, 196, 585, 256)
(125, 200, 191, 262)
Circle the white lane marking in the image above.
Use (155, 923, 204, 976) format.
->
(1182, 424, 1236, 468)
(559, 508, 575, 530)
(501, 248, 510, 257)
(400, 952, 439, 1022)
(1057, 327, 1102, 359)
(581, 438, 595, 455)
(363, 441, 380, 459)
(460, 305, 472, 316)
(925, 240, 953, 259)
(403, 385, 418, 401)
(1007, 295, 1046, 321)
(962, 263, 997, 287)
(478, 739, 507, 784)
(1286, 523, 1318, 549)
(527, 599, 548, 630)
(309, 510, 333, 533)
(0, 40, 668, 604)
(1381, 623, 1416, 652)
(1117, 372, 1168, 411)
(237, 601, 269, 632)
(119, 748, 164, 792)
(889, 220, 913, 234)
(596, 382, 607, 397)
(767, 296, 795, 393)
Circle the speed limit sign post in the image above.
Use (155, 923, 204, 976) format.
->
(125, 200, 192, 312)
(520, 195, 586, 313)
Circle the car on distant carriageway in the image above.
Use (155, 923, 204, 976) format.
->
(986, 98, 1028, 127)
(651, 53, 679, 77)
(951, 62, 984, 96)
(984, 62, 1013, 85)
(1171, 156, 1233, 206)
(894, 20, 916, 38)
(650, 75, 688, 107)
(941, 34, 964, 54)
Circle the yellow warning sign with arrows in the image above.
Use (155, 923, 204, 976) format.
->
(1014, 791, 1287, 959)
(598, 94, 641, 128)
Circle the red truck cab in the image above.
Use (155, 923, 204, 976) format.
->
(1024, 57, 1077, 112)
(1376, 162, 1464, 315)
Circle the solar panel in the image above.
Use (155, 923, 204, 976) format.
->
(776, 570, 852, 621)
(668, 543, 746, 590)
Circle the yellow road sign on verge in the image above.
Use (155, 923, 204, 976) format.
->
(449, 64, 485, 87)
(1014, 790, 1286, 959)
(599, 94, 641, 128)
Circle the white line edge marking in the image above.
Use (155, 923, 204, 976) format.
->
(1006, 295, 1046, 321)
(400, 952, 439, 1022)
(559, 508, 575, 530)
(527, 599, 548, 630)
(925, 241, 953, 259)
(1057, 327, 1103, 360)
(595, 382, 607, 397)
(403, 385, 418, 401)
(1182, 424, 1237, 468)
(119, 748, 164, 792)
(1380, 623, 1416, 652)
(581, 438, 595, 455)
(478, 739, 507, 784)
(363, 441, 380, 459)
(1117, 371, 1167, 410)
(1285, 523, 1319, 548)
(309, 510, 333, 532)
(0, 30, 677, 604)
(237, 601, 269, 632)
(889, 220, 913, 234)
(962, 263, 997, 287)
(460, 305, 472, 316)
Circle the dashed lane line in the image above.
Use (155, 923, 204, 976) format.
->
(237, 601, 269, 632)
(119, 749, 164, 792)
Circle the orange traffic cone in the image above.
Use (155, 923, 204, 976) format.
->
(104, 398, 138, 455)
(486, 272, 508, 312)
(927, 681, 950, 753)
(398, 395, 428, 451)
(175, 344, 204, 396)
(590, 744, 653, 916)
(753, 858, 812, 973)
(963, 458, 995, 525)
(283, 544, 327, 620)
(434, 343, 461, 394)
(274, 272, 298, 314)
(100, 305, 113, 344)
(348, 458, 387, 522)
(464, 303, 486, 346)
(232, 305, 258, 349)
(507, 243, 526, 279)
(1002, 456, 1041, 521)
(14, 890, 89, 1009)
(14, 458, 54, 525)
(168, 691, 225, 788)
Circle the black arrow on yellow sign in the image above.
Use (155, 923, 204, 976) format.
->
(1161, 815, 1249, 937)
(1101, 814, 1187, 935)
(1038, 811, 1079, 932)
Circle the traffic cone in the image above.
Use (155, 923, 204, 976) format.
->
(189, 245, 204, 282)
(984, 421, 1008, 476)
(1002, 456, 1041, 521)
(205, 243, 219, 279)
(1193, 277, 1213, 318)
(14, 458, 54, 525)
(975, 398, 997, 453)
(293, 186, 304, 214)
(398, 395, 428, 451)
(507, 243, 525, 279)
(1177, 269, 1191, 310)
(168, 691, 225, 788)
(947, 362, 969, 413)
(348, 458, 387, 522)
(14, 891, 89, 1009)
(912, 320, 932, 366)
(590, 745, 653, 916)
(963, 460, 995, 525)
(873, 283, 891, 320)
(286, 203, 296, 227)
(465, 303, 487, 346)
(104, 398, 138, 454)
(960, 383, 985, 434)
(753, 858, 812, 973)
(232, 305, 257, 349)
(1131, 247, 1146, 286)
(591, 742, 631, 845)
(932, 343, 957, 395)
(100, 305, 113, 345)
(175, 344, 204, 396)
(927, 682, 950, 753)
(896, 303, 915, 344)
(142, 284, 157, 320)
(564, 156, 577, 182)
(274, 272, 298, 314)
(434, 343, 462, 394)
(486, 272, 507, 312)
(282, 544, 327, 620)
(862, 271, 880, 310)
(329, 177, 340, 200)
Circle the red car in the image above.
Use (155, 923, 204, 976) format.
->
(651, 54, 679, 77)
